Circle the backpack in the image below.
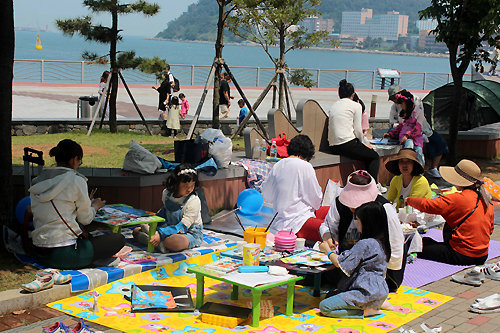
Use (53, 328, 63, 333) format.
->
(172, 76, 180, 92)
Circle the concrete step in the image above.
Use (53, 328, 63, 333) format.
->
(0, 284, 71, 316)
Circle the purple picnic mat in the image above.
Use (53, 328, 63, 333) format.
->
(402, 228, 500, 288)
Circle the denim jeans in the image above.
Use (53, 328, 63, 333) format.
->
(403, 139, 425, 167)
(319, 294, 364, 318)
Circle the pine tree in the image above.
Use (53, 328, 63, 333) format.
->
(56, 0, 160, 133)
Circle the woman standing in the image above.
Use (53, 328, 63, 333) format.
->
(406, 159, 494, 265)
(328, 80, 384, 192)
(29, 139, 125, 270)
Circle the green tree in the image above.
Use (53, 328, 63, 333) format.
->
(56, 0, 160, 133)
(228, 0, 329, 110)
(419, 0, 500, 162)
(0, 0, 13, 230)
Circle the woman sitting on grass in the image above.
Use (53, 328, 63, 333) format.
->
(29, 139, 125, 270)
(385, 148, 432, 210)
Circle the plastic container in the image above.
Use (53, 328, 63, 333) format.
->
(243, 227, 268, 248)
(260, 139, 267, 160)
(236, 189, 264, 215)
(274, 230, 297, 252)
(252, 139, 261, 159)
(270, 140, 278, 159)
(243, 243, 261, 266)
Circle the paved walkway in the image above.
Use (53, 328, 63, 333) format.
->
(12, 83, 430, 121)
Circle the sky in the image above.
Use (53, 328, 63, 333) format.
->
(13, 0, 198, 37)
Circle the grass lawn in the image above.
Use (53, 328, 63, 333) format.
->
(0, 247, 37, 292)
(12, 130, 245, 168)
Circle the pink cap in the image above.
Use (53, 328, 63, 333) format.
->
(339, 170, 378, 209)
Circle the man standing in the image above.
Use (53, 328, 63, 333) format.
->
(219, 72, 233, 119)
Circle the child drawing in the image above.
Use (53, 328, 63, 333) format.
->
(133, 164, 203, 252)
(319, 201, 393, 318)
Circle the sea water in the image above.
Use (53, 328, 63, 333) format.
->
(15, 30, 452, 73)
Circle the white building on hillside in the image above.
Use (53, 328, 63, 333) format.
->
(341, 9, 408, 41)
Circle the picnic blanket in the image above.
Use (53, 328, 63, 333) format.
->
(2, 225, 237, 292)
(402, 228, 500, 288)
(48, 251, 453, 333)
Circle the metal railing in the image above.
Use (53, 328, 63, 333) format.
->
(13, 59, 471, 90)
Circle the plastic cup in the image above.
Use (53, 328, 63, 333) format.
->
(243, 227, 269, 248)
(295, 238, 306, 251)
(243, 243, 261, 266)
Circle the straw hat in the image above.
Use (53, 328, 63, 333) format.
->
(339, 170, 378, 209)
(385, 148, 424, 175)
(439, 159, 482, 187)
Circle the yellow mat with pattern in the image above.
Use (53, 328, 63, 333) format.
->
(48, 251, 453, 333)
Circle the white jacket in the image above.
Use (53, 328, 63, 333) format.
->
(29, 167, 96, 247)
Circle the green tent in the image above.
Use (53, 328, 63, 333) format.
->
(422, 80, 500, 132)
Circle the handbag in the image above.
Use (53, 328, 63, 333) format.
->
(50, 200, 90, 240)
(443, 193, 480, 245)
(267, 132, 291, 158)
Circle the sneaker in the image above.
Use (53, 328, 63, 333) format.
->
(72, 320, 101, 333)
(481, 264, 500, 281)
(427, 168, 442, 178)
(377, 183, 387, 194)
(39, 269, 72, 285)
(43, 322, 70, 333)
(21, 272, 54, 293)
(451, 267, 485, 286)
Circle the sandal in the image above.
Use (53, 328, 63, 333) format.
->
(39, 269, 72, 285)
(22, 272, 54, 293)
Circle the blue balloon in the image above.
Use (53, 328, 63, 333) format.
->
(15, 196, 31, 224)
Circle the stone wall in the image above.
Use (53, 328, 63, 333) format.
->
(11, 118, 392, 137)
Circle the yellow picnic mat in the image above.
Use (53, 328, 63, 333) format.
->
(48, 251, 453, 333)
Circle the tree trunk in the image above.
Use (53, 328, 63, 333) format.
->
(0, 0, 14, 229)
(212, 2, 226, 130)
(108, 5, 118, 133)
(447, 45, 468, 164)
(278, 24, 286, 111)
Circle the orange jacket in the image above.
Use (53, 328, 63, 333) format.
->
(407, 189, 494, 258)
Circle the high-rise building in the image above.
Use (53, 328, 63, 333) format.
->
(340, 9, 408, 41)
(301, 16, 335, 34)
(416, 19, 438, 31)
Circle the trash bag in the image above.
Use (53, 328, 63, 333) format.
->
(200, 128, 232, 168)
(122, 140, 165, 174)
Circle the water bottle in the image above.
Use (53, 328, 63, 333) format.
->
(259, 139, 267, 160)
(252, 139, 260, 159)
(270, 140, 278, 159)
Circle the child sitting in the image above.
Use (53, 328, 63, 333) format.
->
(179, 93, 189, 119)
(133, 164, 203, 252)
(319, 201, 392, 318)
(237, 99, 248, 125)
(383, 90, 424, 167)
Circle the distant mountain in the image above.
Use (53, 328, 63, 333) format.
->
(156, 0, 431, 41)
